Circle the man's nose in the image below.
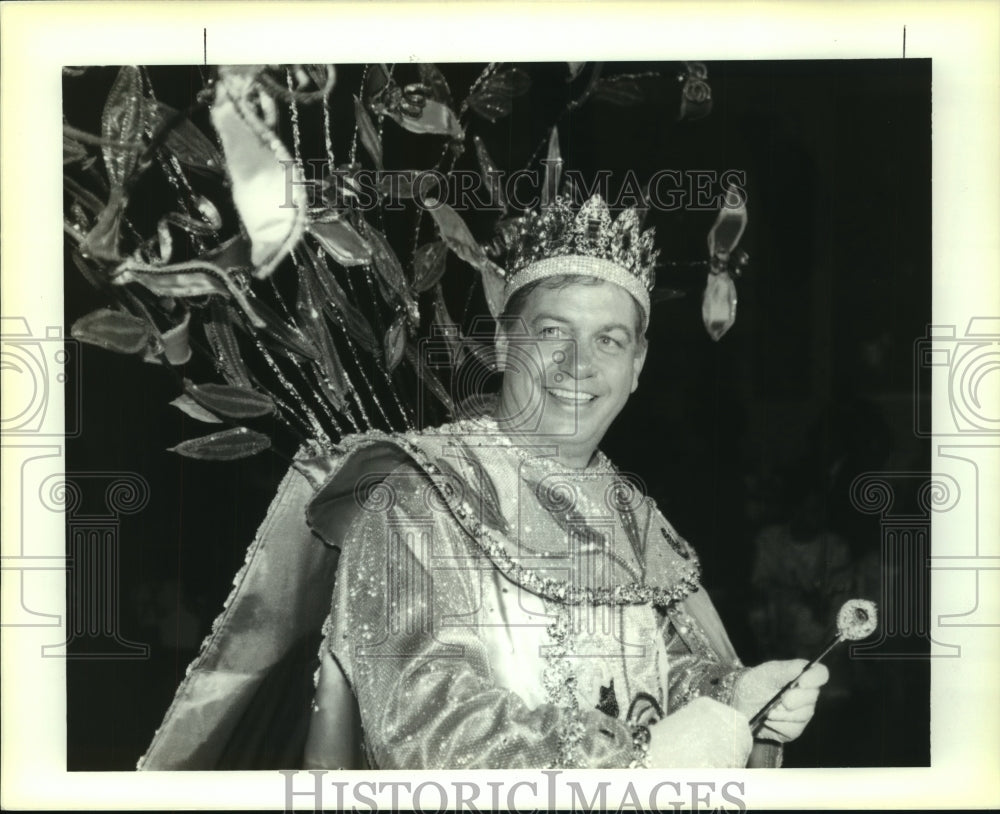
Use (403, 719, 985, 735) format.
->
(559, 338, 595, 377)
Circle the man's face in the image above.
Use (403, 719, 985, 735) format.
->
(496, 279, 647, 466)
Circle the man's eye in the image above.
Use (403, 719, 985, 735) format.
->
(539, 326, 563, 338)
(599, 335, 624, 349)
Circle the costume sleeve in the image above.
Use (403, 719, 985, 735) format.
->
(661, 602, 783, 768)
(664, 603, 783, 769)
(318, 464, 637, 770)
(662, 606, 748, 711)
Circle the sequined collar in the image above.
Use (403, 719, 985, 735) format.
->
(315, 421, 704, 608)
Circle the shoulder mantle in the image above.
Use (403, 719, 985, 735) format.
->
(303, 423, 702, 609)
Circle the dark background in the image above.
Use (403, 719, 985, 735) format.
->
(65, 59, 931, 769)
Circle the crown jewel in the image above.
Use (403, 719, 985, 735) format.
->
(500, 194, 659, 326)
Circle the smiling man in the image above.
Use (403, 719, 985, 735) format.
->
(140, 194, 827, 772)
(495, 276, 646, 469)
(297, 195, 828, 770)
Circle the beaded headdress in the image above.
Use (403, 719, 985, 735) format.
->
(501, 194, 659, 328)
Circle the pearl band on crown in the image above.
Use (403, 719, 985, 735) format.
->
(501, 255, 652, 330)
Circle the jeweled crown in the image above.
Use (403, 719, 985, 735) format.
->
(501, 194, 659, 326)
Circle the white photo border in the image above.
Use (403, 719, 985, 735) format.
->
(2, 0, 998, 809)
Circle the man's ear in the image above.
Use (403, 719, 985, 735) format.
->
(630, 342, 647, 393)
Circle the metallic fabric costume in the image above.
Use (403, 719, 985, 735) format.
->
(140, 416, 779, 770)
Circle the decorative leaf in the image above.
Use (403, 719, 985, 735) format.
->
(71, 308, 150, 354)
(384, 315, 406, 372)
(678, 62, 713, 121)
(707, 185, 748, 260)
(185, 379, 276, 418)
(542, 127, 562, 208)
(472, 136, 505, 209)
(155, 102, 225, 174)
(101, 66, 149, 189)
(384, 99, 463, 139)
(297, 261, 352, 411)
(308, 214, 373, 267)
(404, 344, 454, 415)
(377, 170, 420, 200)
(259, 64, 336, 103)
(169, 394, 223, 424)
(324, 292, 378, 354)
(592, 76, 645, 106)
(168, 426, 271, 461)
(304, 245, 378, 353)
(427, 202, 505, 279)
(418, 63, 453, 107)
(363, 64, 390, 103)
(480, 266, 506, 319)
(113, 260, 231, 298)
(203, 234, 254, 270)
(357, 221, 419, 323)
(63, 134, 89, 165)
(301, 64, 337, 96)
(686, 61, 709, 81)
(467, 67, 531, 122)
(194, 196, 223, 231)
(353, 95, 384, 171)
(210, 68, 307, 278)
(486, 215, 527, 257)
(66, 208, 91, 242)
(112, 238, 267, 332)
(154, 216, 174, 263)
(145, 310, 193, 365)
(81, 188, 127, 262)
(64, 175, 105, 216)
(204, 303, 254, 388)
(112, 236, 257, 324)
(70, 250, 105, 289)
(236, 289, 318, 361)
(702, 271, 738, 342)
(573, 61, 606, 109)
(462, 338, 496, 369)
(432, 283, 463, 363)
(412, 241, 448, 292)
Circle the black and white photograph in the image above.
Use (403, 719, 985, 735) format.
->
(2, 2, 998, 810)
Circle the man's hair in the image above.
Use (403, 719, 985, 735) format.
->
(499, 274, 648, 348)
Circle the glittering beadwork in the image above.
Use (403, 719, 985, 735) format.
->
(500, 194, 658, 326)
(628, 724, 652, 769)
(624, 692, 664, 769)
(541, 602, 587, 768)
(661, 524, 692, 560)
(663, 603, 746, 711)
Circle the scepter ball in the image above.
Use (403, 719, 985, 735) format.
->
(837, 598, 878, 641)
(748, 597, 879, 732)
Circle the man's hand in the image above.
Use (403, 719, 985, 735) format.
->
(731, 659, 829, 743)
(646, 697, 753, 768)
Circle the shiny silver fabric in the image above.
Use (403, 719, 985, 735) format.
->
(140, 424, 780, 770)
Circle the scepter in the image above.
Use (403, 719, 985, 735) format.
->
(749, 598, 878, 732)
